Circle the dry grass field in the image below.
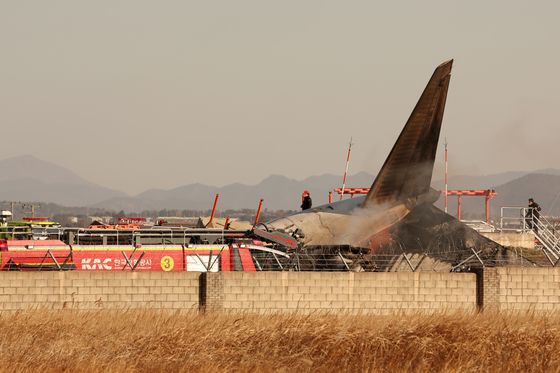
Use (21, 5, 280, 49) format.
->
(0, 310, 558, 372)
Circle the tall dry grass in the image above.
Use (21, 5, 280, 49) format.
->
(0, 310, 558, 372)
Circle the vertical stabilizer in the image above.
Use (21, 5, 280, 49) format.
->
(363, 60, 452, 208)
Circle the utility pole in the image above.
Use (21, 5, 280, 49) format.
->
(444, 139, 449, 213)
(340, 137, 353, 201)
(21, 203, 40, 218)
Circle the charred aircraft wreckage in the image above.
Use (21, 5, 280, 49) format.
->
(253, 60, 519, 272)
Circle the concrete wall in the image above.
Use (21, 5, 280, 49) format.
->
(483, 267, 560, 311)
(203, 272, 477, 314)
(481, 232, 535, 249)
(0, 268, 559, 313)
(0, 272, 200, 311)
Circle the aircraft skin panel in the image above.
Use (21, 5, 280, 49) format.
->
(363, 60, 453, 208)
(264, 207, 408, 247)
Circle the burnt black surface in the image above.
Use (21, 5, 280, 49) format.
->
(375, 204, 505, 269)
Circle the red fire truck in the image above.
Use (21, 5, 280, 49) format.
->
(0, 239, 289, 272)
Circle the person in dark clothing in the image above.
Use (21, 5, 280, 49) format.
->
(301, 190, 312, 211)
(525, 198, 542, 232)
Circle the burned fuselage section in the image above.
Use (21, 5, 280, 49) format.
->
(253, 203, 511, 273)
(257, 195, 411, 248)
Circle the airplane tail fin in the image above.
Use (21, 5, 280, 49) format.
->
(363, 60, 453, 208)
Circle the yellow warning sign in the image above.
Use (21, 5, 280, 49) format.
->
(160, 256, 174, 272)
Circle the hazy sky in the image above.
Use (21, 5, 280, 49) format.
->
(1, 1, 559, 194)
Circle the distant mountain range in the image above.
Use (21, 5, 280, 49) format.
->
(91, 173, 375, 211)
(1, 155, 560, 216)
(0, 155, 126, 206)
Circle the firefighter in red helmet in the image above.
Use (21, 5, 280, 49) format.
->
(301, 190, 312, 211)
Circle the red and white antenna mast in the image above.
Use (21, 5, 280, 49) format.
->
(340, 137, 353, 200)
(444, 139, 449, 213)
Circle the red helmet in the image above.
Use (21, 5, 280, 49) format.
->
(302, 190, 310, 197)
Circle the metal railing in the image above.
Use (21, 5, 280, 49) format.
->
(66, 227, 247, 246)
(0, 226, 63, 240)
(532, 214, 560, 261)
(500, 206, 533, 232)
(498, 206, 560, 263)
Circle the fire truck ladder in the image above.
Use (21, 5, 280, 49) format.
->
(532, 213, 560, 263)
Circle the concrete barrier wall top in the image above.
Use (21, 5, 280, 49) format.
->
(204, 272, 478, 314)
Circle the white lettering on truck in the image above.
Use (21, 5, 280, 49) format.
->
(81, 258, 112, 270)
